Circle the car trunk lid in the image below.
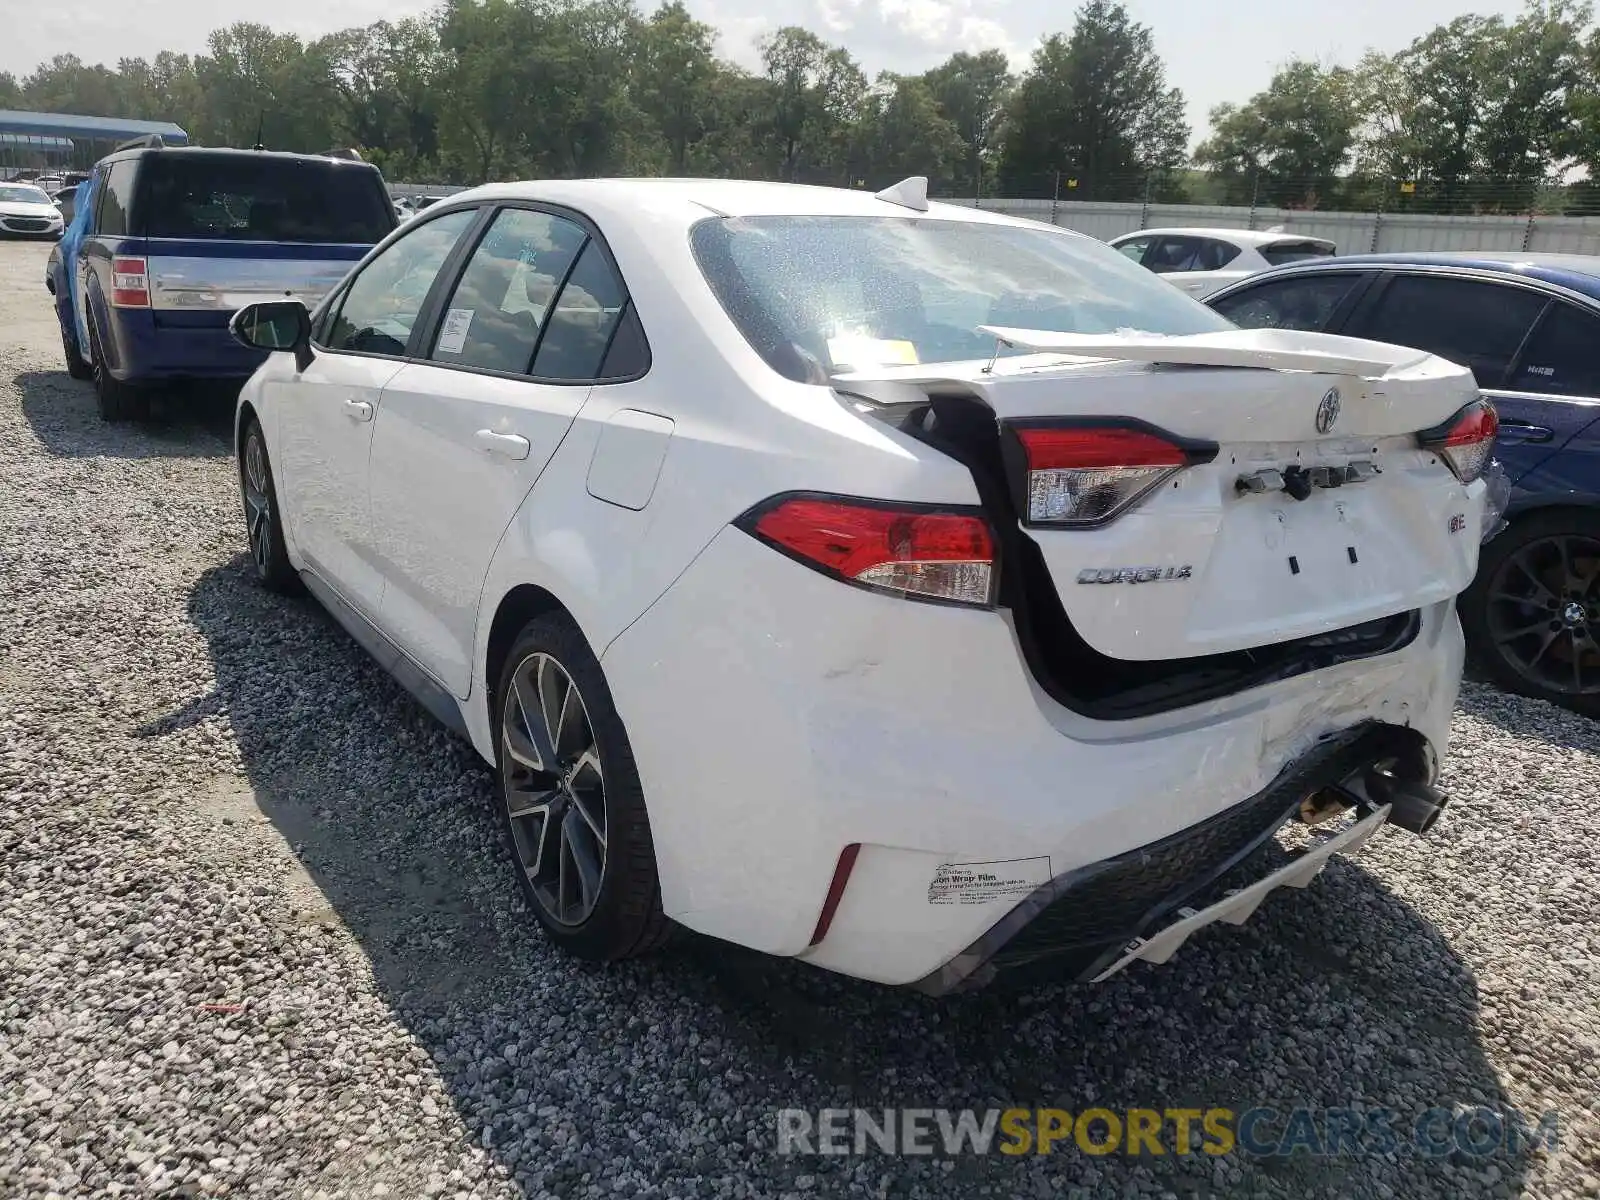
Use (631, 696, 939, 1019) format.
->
(834, 327, 1489, 662)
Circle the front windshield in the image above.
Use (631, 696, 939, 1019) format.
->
(690, 214, 1234, 383)
(0, 185, 50, 205)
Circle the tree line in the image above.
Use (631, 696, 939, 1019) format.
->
(2, 0, 1598, 214)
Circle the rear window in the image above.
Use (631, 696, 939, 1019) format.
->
(1260, 240, 1336, 266)
(690, 215, 1232, 383)
(134, 156, 395, 244)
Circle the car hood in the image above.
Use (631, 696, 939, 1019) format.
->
(0, 201, 61, 218)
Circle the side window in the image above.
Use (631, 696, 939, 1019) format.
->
(1197, 239, 1241, 271)
(96, 162, 136, 236)
(428, 208, 587, 375)
(531, 239, 631, 381)
(1211, 274, 1363, 332)
(599, 302, 649, 379)
(1347, 275, 1547, 387)
(1508, 304, 1600, 398)
(1113, 236, 1152, 264)
(1146, 237, 1204, 274)
(323, 208, 477, 356)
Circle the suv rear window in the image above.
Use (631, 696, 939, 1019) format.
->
(690, 215, 1231, 383)
(1260, 240, 1336, 266)
(135, 156, 395, 244)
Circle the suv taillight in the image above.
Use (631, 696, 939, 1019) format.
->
(738, 493, 997, 608)
(111, 256, 150, 308)
(1418, 399, 1498, 484)
(1003, 420, 1218, 527)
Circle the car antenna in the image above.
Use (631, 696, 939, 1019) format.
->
(873, 176, 929, 212)
(253, 111, 265, 152)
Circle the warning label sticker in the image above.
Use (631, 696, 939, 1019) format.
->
(927, 857, 1052, 906)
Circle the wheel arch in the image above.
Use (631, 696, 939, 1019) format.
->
(484, 584, 573, 739)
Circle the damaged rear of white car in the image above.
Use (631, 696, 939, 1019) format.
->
(595, 187, 1498, 995)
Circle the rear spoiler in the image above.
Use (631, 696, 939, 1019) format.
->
(976, 326, 1431, 379)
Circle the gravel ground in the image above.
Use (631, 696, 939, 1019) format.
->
(2, 238, 1600, 1200)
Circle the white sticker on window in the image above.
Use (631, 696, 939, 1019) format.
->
(438, 307, 474, 354)
(928, 857, 1051, 905)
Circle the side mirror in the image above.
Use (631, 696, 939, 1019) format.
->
(230, 300, 314, 372)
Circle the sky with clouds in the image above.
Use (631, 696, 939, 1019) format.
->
(8, 0, 1536, 145)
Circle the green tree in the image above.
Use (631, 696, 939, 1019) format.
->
(1195, 61, 1359, 208)
(758, 26, 865, 182)
(920, 50, 1013, 196)
(318, 20, 442, 173)
(634, 1, 721, 174)
(998, 0, 1188, 199)
(848, 73, 965, 189)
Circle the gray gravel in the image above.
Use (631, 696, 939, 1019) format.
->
(2, 237, 1599, 1200)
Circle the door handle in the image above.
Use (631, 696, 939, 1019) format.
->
(475, 429, 531, 460)
(1498, 421, 1554, 443)
(343, 398, 373, 422)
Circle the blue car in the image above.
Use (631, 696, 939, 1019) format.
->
(1206, 252, 1600, 714)
(48, 142, 395, 421)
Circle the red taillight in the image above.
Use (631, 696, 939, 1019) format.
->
(1418, 399, 1498, 484)
(111, 256, 150, 308)
(742, 494, 997, 607)
(1009, 421, 1214, 527)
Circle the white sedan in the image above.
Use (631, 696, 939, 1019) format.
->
(1109, 227, 1337, 298)
(228, 177, 1489, 991)
(0, 182, 66, 239)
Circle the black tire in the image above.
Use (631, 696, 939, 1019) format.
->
(60, 316, 92, 381)
(493, 612, 671, 961)
(238, 418, 302, 595)
(86, 310, 149, 422)
(1460, 509, 1600, 714)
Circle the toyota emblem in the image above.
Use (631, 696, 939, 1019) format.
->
(1315, 388, 1341, 434)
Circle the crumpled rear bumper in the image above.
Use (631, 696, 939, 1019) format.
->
(913, 721, 1431, 994)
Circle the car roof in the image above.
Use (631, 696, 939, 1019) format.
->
(435, 177, 1049, 230)
(1224, 250, 1600, 302)
(100, 146, 381, 171)
(1112, 227, 1333, 247)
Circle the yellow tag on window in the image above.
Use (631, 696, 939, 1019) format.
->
(826, 336, 920, 370)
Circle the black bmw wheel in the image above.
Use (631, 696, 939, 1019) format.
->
(238, 419, 301, 594)
(1462, 510, 1600, 713)
(494, 613, 670, 960)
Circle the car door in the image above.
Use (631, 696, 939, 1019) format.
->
(368, 204, 641, 697)
(1491, 300, 1600, 493)
(1341, 272, 1563, 483)
(272, 206, 480, 618)
(1208, 270, 1372, 332)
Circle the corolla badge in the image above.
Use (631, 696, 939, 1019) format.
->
(1315, 387, 1341, 434)
(1077, 565, 1193, 584)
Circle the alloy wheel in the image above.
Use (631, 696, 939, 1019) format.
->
(1484, 533, 1600, 696)
(241, 431, 273, 576)
(500, 651, 608, 926)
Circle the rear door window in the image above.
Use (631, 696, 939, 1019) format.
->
(1346, 274, 1546, 387)
(135, 156, 394, 244)
(1210, 273, 1363, 332)
(1146, 237, 1206, 273)
(1260, 240, 1336, 266)
(529, 239, 631, 381)
(427, 208, 589, 375)
(1507, 304, 1600, 398)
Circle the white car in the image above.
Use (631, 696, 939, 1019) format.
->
(1110, 227, 1337, 299)
(0, 183, 66, 239)
(228, 177, 1492, 992)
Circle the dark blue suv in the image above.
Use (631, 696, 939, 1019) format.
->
(54, 143, 395, 421)
(1206, 252, 1600, 714)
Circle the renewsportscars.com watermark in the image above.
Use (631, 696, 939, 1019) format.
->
(776, 1106, 1560, 1158)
